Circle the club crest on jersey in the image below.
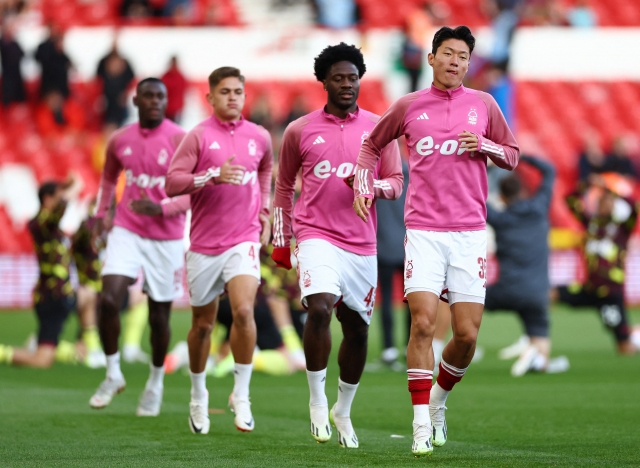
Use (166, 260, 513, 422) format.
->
(405, 260, 413, 279)
(468, 108, 478, 125)
(303, 271, 311, 288)
(157, 148, 169, 165)
(248, 139, 257, 156)
(360, 131, 370, 145)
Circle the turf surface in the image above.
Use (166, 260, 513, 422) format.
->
(1, 305, 639, 467)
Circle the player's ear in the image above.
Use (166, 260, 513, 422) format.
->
(206, 92, 214, 107)
(322, 79, 327, 91)
(132, 94, 139, 107)
(427, 53, 435, 66)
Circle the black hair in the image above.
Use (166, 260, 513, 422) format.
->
(499, 175, 521, 201)
(313, 42, 366, 82)
(38, 181, 59, 204)
(431, 26, 475, 55)
(137, 77, 165, 91)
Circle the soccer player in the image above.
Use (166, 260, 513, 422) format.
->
(353, 26, 519, 455)
(165, 66, 273, 435)
(485, 156, 568, 376)
(271, 43, 403, 448)
(89, 78, 190, 417)
(558, 174, 640, 355)
(0, 176, 81, 368)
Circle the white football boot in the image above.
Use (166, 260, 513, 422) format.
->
(89, 377, 126, 409)
(229, 393, 255, 432)
(329, 404, 358, 448)
(189, 398, 210, 435)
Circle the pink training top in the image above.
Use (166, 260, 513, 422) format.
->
(273, 108, 403, 256)
(355, 85, 519, 232)
(165, 115, 273, 255)
(95, 119, 190, 241)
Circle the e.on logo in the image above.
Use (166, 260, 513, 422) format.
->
(125, 170, 165, 189)
(313, 160, 356, 179)
(415, 136, 467, 157)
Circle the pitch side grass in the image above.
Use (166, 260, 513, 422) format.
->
(1, 305, 639, 467)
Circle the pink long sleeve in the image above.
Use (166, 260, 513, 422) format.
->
(474, 93, 519, 170)
(354, 96, 413, 200)
(257, 128, 274, 218)
(166, 128, 220, 197)
(272, 121, 303, 248)
(95, 136, 123, 218)
(160, 195, 190, 217)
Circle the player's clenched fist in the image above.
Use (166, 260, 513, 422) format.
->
(353, 196, 373, 223)
(217, 156, 246, 185)
(458, 130, 479, 153)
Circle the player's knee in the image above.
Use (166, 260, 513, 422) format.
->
(410, 314, 435, 339)
(148, 312, 169, 331)
(306, 304, 333, 329)
(192, 319, 214, 339)
(100, 293, 121, 316)
(231, 304, 254, 328)
(452, 328, 478, 350)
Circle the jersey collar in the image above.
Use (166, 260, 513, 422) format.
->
(211, 114, 245, 130)
(137, 119, 167, 137)
(428, 84, 466, 99)
(321, 106, 360, 124)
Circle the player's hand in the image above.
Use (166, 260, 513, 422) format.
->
(259, 213, 271, 247)
(354, 196, 373, 223)
(344, 175, 355, 188)
(271, 246, 292, 270)
(129, 190, 162, 216)
(458, 130, 479, 153)
(92, 217, 106, 251)
(218, 156, 246, 185)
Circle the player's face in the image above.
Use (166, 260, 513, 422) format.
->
(208, 77, 245, 121)
(428, 39, 470, 90)
(324, 61, 360, 111)
(134, 81, 168, 123)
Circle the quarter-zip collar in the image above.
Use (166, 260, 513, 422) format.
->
(429, 84, 466, 100)
(322, 106, 360, 124)
(137, 119, 167, 137)
(210, 114, 245, 130)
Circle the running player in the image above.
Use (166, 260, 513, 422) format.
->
(0, 176, 81, 368)
(165, 66, 273, 435)
(353, 26, 519, 455)
(271, 43, 403, 448)
(89, 78, 190, 417)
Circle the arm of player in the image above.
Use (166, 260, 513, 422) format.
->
(165, 130, 246, 197)
(258, 130, 274, 246)
(94, 136, 122, 219)
(354, 97, 410, 221)
(372, 140, 404, 200)
(272, 122, 303, 269)
(160, 195, 191, 217)
(468, 95, 519, 170)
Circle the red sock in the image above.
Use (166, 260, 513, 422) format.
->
(407, 369, 433, 405)
(436, 360, 466, 391)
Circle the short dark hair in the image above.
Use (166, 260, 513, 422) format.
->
(137, 77, 165, 91)
(38, 181, 59, 204)
(499, 175, 521, 201)
(431, 26, 475, 55)
(208, 67, 245, 89)
(313, 42, 366, 82)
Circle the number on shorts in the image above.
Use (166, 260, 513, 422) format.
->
(248, 245, 256, 260)
(364, 287, 374, 307)
(478, 257, 487, 279)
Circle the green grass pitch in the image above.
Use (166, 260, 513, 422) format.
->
(1, 305, 639, 467)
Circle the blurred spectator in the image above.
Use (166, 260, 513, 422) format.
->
(161, 55, 188, 123)
(523, 0, 566, 26)
(0, 20, 26, 106)
(35, 24, 72, 99)
(604, 136, 637, 178)
(35, 90, 86, 138)
(284, 94, 309, 127)
(566, 0, 597, 27)
(164, 0, 192, 17)
(0, 0, 26, 21)
(578, 134, 606, 182)
(485, 61, 514, 126)
(312, 0, 357, 29)
(96, 44, 135, 127)
(120, 0, 158, 18)
(484, 0, 522, 64)
(401, 2, 435, 93)
(250, 94, 275, 133)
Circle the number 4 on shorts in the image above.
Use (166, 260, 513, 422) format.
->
(364, 287, 375, 307)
